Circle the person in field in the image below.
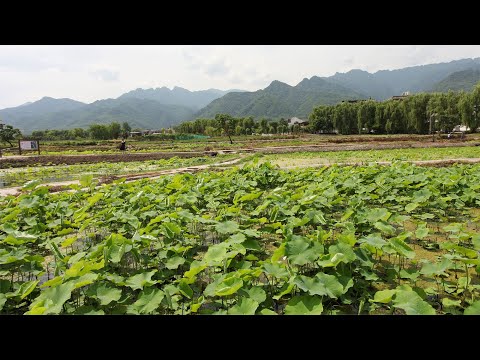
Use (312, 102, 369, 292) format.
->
(119, 139, 126, 151)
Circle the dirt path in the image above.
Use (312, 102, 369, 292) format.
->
(0, 157, 244, 197)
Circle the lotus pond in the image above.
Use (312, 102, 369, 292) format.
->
(260, 146, 480, 168)
(0, 155, 237, 188)
(1, 161, 480, 315)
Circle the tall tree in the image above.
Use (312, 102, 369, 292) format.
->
(109, 122, 122, 139)
(122, 122, 132, 137)
(0, 124, 22, 147)
(215, 113, 234, 144)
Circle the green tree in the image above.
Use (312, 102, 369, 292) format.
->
(0, 124, 22, 147)
(215, 113, 234, 144)
(122, 122, 132, 137)
(109, 122, 122, 139)
(89, 124, 110, 140)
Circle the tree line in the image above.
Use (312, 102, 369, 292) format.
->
(310, 85, 480, 135)
(175, 114, 291, 137)
(2, 85, 480, 145)
(176, 85, 480, 137)
(31, 122, 133, 140)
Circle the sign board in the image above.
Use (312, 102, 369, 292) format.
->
(18, 140, 40, 155)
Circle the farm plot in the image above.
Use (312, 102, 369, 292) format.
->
(259, 146, 480, 168)
(1, 162, 480, 314)
(0, 155, 237, 188)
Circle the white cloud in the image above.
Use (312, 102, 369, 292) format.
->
(1, 45, 480, 108)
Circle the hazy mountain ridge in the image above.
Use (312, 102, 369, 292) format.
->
(3, 57, 480, 132)
(195, 77, 365, 119)
(0, 97, 195, 132)
(329, 58, 480, 99)
(118, 86, 242, 110)
(430, 67, 480, 92)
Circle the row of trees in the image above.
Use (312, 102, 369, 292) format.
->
(176, 86, 480, 138)
(175, 114, 292, 137)
(309, 85, 480, 135)
(31, 122, 132, 140)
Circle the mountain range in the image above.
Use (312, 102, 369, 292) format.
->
(2, 57, 480, 133)
(0, 88, 238, 133)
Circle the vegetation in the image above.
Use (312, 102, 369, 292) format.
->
(1, 98, 195, 132)
(0, 155, 237, 187)
(259, 146, 480, 168)
(309, 85, 480, 135)
(431, 68, 480, 93)
(119, 87, 238, 110)
(31, 122, 132, 141)
(195, 78, 364, 119)
(0, 124, 22, 147)
(1, 162, 480, 314)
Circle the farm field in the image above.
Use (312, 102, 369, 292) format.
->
(2, 133, 479, 156)
(259, 146, 480, 168)
(1, 160, 480, 315)
(0, 155, 237, 188)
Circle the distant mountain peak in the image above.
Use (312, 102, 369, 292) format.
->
(172, 86, 190, 92)
(265, 80, 292, 91)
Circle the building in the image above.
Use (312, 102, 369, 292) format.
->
(341, 99, 368, 104)
(452, 125, 470, 133)
(287, 117, 309, 127)
(391, 91, 411, 101)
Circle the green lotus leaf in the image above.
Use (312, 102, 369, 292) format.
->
(263, 263, 289, 279)
(294, 273, 344, 299)
(215, 221, 240, 234)
(388, 237, 415, 259)
(126, 287, 165, 314)
(420, 258, 452, 276)
(366, 208, 391, 223)
(74, 306, 105, 315)
(238, 286, 266, 304)
(415, 223, 429, 240)
(371, 289, 396, 303)
(405, 203, 419, 213)
(165, 256, 186, 270)
(393, 290, 436, 315)
(94, 283, 122, 306)
(259, 308, 277, 315)
(374, 221, 396, 235)
(214, 276, 243, 297)
(204, 243, 228, 265)
(464, 300, 480, 315)
(162, 222, 181, 239)
(27, 281, 76, 315)
(228, 297, 259, 315)
(178, 280, 193, 299)
(284, 295, 323, 315)
(285, 236, 323, 266)
(359, 233, 387, 248)
(125, 270, 157, 291)
(328, 242, 356, 263)
(0, 294, 6, 311)
(441, 298, 461, 308)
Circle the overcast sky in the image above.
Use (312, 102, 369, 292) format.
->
(1, 45, 480, 109)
